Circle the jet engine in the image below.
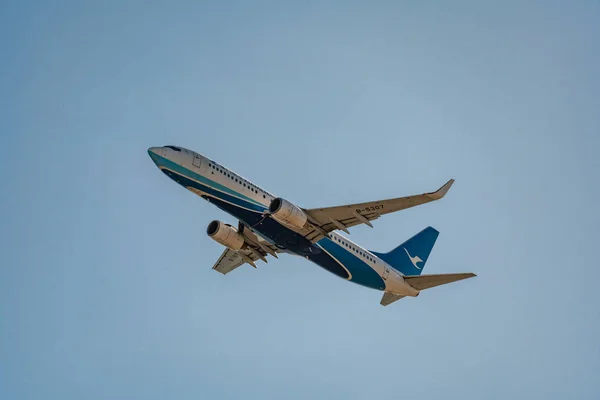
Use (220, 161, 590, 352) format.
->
(268, 197, 308, 229)
(206, 220, 244, 250)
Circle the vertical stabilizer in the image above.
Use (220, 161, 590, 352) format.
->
(371, 227, 439, 276)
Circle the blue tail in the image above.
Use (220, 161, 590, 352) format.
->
(371, 227, 439, 276)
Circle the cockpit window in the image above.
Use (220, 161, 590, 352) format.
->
(164, 146, 181, 152)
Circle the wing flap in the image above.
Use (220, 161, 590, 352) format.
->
(212, 247, 273, 274)
(212, 248, 245, 274)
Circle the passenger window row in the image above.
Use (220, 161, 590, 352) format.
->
(207, 162, 269, 199)
(332, 236, 376, 263)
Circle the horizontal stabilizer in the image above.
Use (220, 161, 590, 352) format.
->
(380, 292, 406, 306)
(404, 273, 476, 291)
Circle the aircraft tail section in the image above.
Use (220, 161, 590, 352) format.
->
(371, 226, 439, 276)
(379, 273, 476, 306)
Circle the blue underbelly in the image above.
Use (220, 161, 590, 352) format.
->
(163, 168, 384, 290)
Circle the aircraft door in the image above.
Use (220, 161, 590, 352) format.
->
(382, 266, 390, 280)
(193, 153, 202, 168)
(191, 153, 210, 176)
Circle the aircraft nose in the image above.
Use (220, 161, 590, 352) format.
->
(147, 147, 162, 164)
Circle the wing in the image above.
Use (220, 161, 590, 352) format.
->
(212, 221, 282, 275)
(302, 179, 455, 242)
(212, 247, 272, 274)
(212, 248, 247, 274)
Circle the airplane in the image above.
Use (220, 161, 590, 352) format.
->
(147, 145, 476, 306)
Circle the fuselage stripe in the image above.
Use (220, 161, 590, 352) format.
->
(315, 243, 353, 280)
(155, 154, 267, 208)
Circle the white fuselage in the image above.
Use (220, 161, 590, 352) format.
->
(148, 145, 420, 297)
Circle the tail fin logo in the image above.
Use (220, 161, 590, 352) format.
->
(403, 248, 423, 270)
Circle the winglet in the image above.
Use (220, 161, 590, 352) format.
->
(426, 179, 455, 200)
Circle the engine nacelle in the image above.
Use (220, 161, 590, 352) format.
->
(206, 220, 245, 250)
(269, 197, 308, 229)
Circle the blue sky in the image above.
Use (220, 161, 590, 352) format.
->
(1, 1, 599, 399)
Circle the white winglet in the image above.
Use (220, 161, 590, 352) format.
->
(426, 179, 455, 200)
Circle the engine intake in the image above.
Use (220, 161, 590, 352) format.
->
(206, 220, 244, 250)
(269, 197, 308, 229)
